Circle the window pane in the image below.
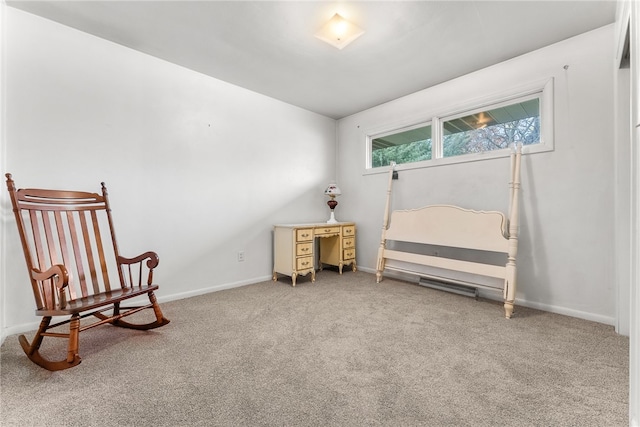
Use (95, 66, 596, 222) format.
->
(443, 98, 540, 157)
(371, 124, 432, 168)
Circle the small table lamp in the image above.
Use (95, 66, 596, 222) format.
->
(324, 182, 342, 224)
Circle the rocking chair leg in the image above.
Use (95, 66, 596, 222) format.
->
(149, 292, 166, 323)
(19, 316, 51, 356)
(19, 315, 82, 371)
(67, 314, 81, 364)
(109, 291, 170, 330)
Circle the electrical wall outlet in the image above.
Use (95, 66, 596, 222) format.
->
(237, 251, 245, 262)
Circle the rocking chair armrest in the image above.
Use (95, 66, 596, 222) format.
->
(118, 251, 159, 269)
(118, 252, 159, 287)
(31, 264, 70, 289)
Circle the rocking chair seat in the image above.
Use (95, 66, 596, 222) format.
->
(36, 284, 159, 316)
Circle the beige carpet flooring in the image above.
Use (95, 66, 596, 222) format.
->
(0, 271, 629, 426)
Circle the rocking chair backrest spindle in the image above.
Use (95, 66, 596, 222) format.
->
(6, 175, 122, 312)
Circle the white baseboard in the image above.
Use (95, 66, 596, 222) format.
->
(508, 297, 615, 326)
(156, 275, 273, 304)
(360, 266, 617, 327)
(0, 275, 273, 341)
(2, 321, 40, 342)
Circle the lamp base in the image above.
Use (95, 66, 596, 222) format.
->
(327, 211, 338, 224)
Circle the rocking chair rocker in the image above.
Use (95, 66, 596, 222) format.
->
(5, 174, 170, 371)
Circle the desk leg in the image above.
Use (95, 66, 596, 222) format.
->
(291, 273, 297, 287)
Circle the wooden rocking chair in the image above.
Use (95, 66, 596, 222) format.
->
(5, 173, 170, 371)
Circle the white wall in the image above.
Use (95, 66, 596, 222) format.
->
(0, 1, 7, 344)
(614, 0, 632, 337)
(623, 0, 639, 422)
(0, 7, 337, 339)
(337, 25, 617, 325)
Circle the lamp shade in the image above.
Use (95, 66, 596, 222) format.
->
(324, 182, 342, 196)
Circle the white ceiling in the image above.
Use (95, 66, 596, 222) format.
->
(7, 0, 617, 119)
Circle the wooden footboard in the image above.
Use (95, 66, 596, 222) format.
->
(376, 145, 521, 318)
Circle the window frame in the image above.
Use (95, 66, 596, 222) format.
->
(370, 120, 433, 168)
(364, 78, 554, 174)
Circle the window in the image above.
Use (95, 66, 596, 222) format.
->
(371, 123, 432, 168)
(442, 96, 540, 158)
(366, 80, 552, 171)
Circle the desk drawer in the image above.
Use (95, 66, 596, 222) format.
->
(296, 256, 314, 270)
(315, 226, 340, 236)
(296, 228, 314, 242)
(344, 248, 355, 260)
(343, 237, 355, 249)
(343, 225, 355, 237)
(296, 242, 313, 256)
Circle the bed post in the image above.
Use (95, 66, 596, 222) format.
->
(376, 162, 396, 283)
(504, 143, 522, 318)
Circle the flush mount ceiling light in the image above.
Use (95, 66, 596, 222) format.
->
(315, 13, 364, 50)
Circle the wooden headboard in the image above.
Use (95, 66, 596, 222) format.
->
(385, 205, 508, 252)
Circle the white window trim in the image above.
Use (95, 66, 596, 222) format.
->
(370, 120, 433, 142)
(363, 77, 554, 175)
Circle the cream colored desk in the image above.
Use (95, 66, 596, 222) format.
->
(272, 222, 356, 286)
